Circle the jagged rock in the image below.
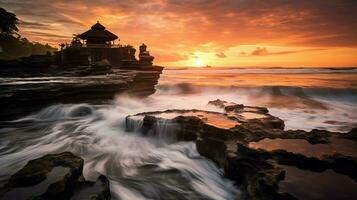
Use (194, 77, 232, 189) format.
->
(222, 143, 357, 199)
(0, 152, 111, 200)
(208, 99, 269, 114)
(243, 128, 330, 144)
(126, 99, 357, 199)
(128, 103, 329, 145)
(223, 144, 290, 200)
(327, 154, 357, 181)
(208, 99, 244, 112)
(342, 127, 357, 141)
(196, 137, 227, 167)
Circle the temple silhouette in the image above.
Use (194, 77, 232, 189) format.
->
(57, 21, 154, 67)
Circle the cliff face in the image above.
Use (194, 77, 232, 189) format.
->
(127, 70, 162, 96)
(0, 65, 163, 121)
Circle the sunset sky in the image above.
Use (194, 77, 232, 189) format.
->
(1, 0, 357, 67)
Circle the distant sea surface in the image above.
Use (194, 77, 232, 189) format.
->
(0, 67, 356, 200)
(158, 67, 357, 131)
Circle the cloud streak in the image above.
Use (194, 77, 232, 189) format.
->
(215, 52, 226, 58)
(2, 0, 356, 46)
(243, 47, 327, 57)
(0, 0, 356, 66)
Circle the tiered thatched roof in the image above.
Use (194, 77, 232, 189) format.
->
(78, 22, 118, 41)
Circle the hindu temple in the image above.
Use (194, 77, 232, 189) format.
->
(58, 21, 154, 67)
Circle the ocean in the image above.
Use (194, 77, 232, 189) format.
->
(0, 68, 356, 199)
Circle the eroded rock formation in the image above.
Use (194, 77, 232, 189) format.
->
(0, 152, 110, 200)
(0, 65, 163, 121)
(126, 99, 357, 199)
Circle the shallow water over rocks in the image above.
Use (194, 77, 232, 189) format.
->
(1, 67, 357, 199)
(133, 110, 240, 129)
(0, 103, 239, 200)
(279, 165, 357, 200)
(2, 167, 70, 200)
(249, 137, 357, 158)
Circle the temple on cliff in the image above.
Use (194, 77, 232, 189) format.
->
(58, 22, 154, 67)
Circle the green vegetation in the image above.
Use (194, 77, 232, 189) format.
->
(0, 7, 57, 60)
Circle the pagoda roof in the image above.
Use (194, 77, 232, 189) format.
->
(78, 22, 118, 41)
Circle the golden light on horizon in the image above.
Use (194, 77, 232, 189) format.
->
(193, 58, 206, 67)
(4, 0, 357, 67)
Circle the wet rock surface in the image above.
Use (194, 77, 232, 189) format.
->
(279, 165, 357, 200)
(249, 137, 357, 158)
(0, 65, 163, 121)
(0, 152, 110, 200)
(343, 127, 357, 141)
(126, 99, 357, 200)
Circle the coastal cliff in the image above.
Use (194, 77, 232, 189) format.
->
(0, 20, 165, 121)
(0, 64, 163, 121)
(2, 99, 355, 199)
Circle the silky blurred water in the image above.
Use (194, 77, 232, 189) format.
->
(0, 68, 356, 199)
(158, 68, 357, 131)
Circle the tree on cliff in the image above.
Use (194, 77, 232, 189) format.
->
(0, 7, 56, 60)
(0, 7, 19, 36)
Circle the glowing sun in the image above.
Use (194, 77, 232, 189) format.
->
(193, 58, 205, 67)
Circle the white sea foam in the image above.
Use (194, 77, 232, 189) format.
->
(0, 97, 239, 199)
(0, 68, 356, 199)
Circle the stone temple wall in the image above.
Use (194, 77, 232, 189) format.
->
(59, 46, 137, 67)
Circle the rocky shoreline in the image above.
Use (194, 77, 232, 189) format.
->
(1, 99, 356, 199)
(0, 64, 163, 121)
(126, 99, 357, 199)
(0, 152, 110, 200)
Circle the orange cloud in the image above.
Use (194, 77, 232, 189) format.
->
(215, 52, 226, 58)
(1, 0, 357, 67)
(155, 53, 188, 62)
(245, 47, 326, 57)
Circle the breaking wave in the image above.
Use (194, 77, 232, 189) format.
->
(1, 68, 356, 199)
(0, 99, 239, 200)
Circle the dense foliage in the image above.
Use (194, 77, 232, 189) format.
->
(0, 7, 57, 60)
(0, 7, 18, 35)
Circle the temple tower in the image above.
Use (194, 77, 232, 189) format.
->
(139, 43, 154, 65)
(78, 21, 118, 47)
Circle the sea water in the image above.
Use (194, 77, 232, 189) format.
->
(0, 68, 356, 199)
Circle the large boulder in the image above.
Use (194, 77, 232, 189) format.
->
(0, 152, 111, 200)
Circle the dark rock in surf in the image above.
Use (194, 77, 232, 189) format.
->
(208, 99, 244, 112)
(69, 105, 94, 117)
(343, 127, 357, 141)
(126, 99, 357, 199)
(0, 152, 111, 200)
(3, 152, 83, 189)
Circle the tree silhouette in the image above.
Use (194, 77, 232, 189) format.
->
(0, 8, 56, 60)
(0, 7, 19, 36)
